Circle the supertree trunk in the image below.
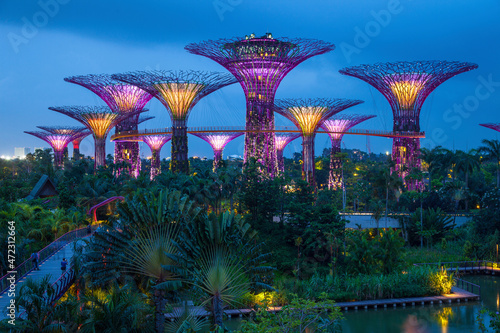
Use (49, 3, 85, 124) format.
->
(150, 148, 161, 180)
(94, 137, 107, 169)
(392, 136, 422, 191)
(329, 144, 342, 190)
(302, 135, 315, 186)
(213, 149, 223, 171)
(114, 120, 141, 178)
(53, 150, 64, 169)
(171, 119, 189, 173)
(244, 99, 276, 176)
(277, 149, 285, 174)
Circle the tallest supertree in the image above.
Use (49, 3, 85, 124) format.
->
(339, 61, 478, 190)
(185, 33, 335, 176)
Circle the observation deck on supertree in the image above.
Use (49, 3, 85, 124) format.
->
(37, 126, 91, 161)
(321, 114, 375, 189)
(64, 74, 154, 177)
(339, 60, 478, 190)
(113, 70, 236, 174)
(185, 33, 335, 177)
(141, 134, 172, 179)
(25, 128, 88, 168)
(274, 133, 300, 174)
(191, 132, 244, 170)
(274, 98, 363, 185)
(48, 106, 143, 169)
(480, 123, 500, 133)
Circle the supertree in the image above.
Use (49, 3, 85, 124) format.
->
(274, 98, 363, 185)
(339, 60, 478, 190)
(191, 132, 244, 170)
(48, 106, 143, 169)
(321, 114, 375, 189)
(64, 74, 154, 177)
(141, 134, 172, 179)
(37, 126, 91, 161)
(25, 129, 89, 168)
(113, 70, 236, 174)
(480, 123, 500, 133)
(274, 133, 300, 174)
(185, 33, 335, 177)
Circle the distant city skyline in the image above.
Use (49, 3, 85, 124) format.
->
(1, 0, 499, 158)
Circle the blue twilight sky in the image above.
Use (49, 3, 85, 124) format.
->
(0, 0, 499, 159)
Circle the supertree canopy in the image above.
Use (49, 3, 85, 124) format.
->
(480, 123, 500, 133)
(64, 74, 154, 177)
(49, 106, 143, 169)
(275, 98, 363, 184)
(321, 114, 375, 189)
(274, 133, 300, 174)
(113, 70, 236, 174)
(141, 134, 172, 179)
(37, 126, 91, 161)
(339, 60, 478, 190)
(185, 33, 335, 177)
(191, 132, 244, 170)
(25, 128, 88, 168)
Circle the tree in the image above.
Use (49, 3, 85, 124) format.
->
(478, 139, 500, 187)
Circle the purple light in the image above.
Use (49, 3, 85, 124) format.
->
(191, 132, 244, 170)
(142, 134, 172, 179)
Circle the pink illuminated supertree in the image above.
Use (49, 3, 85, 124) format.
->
(37, 126, 91, 161)
(49, 106, 144, 169)
(25, 128, 89, 168)
(64, 74, 154, 177)
(113, 70, 236, 174)
(480, 123, 500, 133)
(274, 133, 300, 174)
(185, 33, 335, 177)
(191, 132, 244, 170)
(141, 135, 172, 179)
(321, 114, 375, 189)
(339, 61, 478, 190)
(274, 98, 363, 185)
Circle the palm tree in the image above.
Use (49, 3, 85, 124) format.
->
(478, 139, 500, 187)
(419, 146, 446, 190)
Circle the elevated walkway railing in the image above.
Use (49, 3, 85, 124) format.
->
(87, 196, 125, 222)
(0, 225, 98, 295)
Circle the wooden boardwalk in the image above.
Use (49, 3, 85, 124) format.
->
(165, 286, 480, 320)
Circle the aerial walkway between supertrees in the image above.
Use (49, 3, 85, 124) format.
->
(64, 74, 154, 177)
(339, 60, 478, 190)
(321, 114, 375, 190)
(190, 132, 244, 170)
(185, 33, 335, 177)
(113, 70, 236, 174)
(24, 127, 89, 169)
(274, 133, 300, 174)
(140, 134, 172, 179)
(274, 98, 363, 186)
(480, 123, 500, 133)
(48, 106, 145, 169)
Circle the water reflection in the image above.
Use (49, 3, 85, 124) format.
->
(402, 314, 430, 332)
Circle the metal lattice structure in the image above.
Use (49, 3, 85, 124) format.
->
(191, 132, 244, 170)
(274, 98, 363, 184)
(37, 126, 91, 161)
(185, 33, 335, 176)
(274, 133, 300, 174)
(25, 129, 88, 168)
(339, 60, 478, 190)
(64, 74, 154, 177)
(113, 70, 236, 174)
(141, 134, 172, 179)
(49, 106, 143, 169)
(480, 123, 500, 133)
(321, 114, 376, 189)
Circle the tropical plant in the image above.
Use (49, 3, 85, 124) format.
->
(478, 139, 500, 187)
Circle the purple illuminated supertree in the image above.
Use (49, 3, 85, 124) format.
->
(113, 70, 236, 174)
(37, 126, 91, 161)
(274, 133, 300, 174)
(274, 98, 363, 185)
(48, 106, 143, 169)
(191, 132, 244, 170)
(185, 33, 335, 177)
(64, 74, 154, 177)
(480, 123, 500, 133)
(141, 135, 172, 179)
(321, 114, 375, 189)
(339, 60, 478, 190)
(25, 128, 89, 168)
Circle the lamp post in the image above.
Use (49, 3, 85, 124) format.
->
(420, 189, 424, 249)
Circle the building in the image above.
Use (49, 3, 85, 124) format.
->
(14, 147, 31, 159)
